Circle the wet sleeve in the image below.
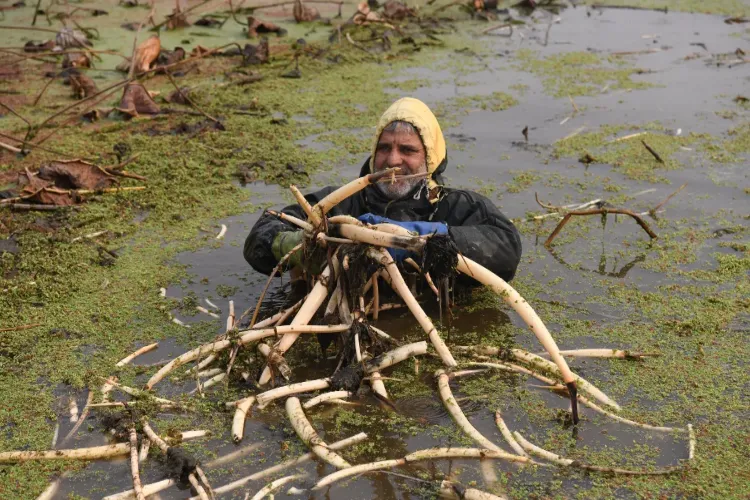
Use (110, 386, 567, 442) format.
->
(243, 186, 339, 275)
(443, 191, 522, 282)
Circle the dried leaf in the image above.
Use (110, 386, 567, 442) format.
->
(69, 72, 98, 99)
(190, 45, 212, 57)
(115, 58, 131, 73)
(166, 10, 190, 30)
(132, 35, 161, 74)
(55, 28, 92, 49)
(62, 52, 92, 69)
(118, 83, 160, 116)
(242, 38, 269, 65)
(18, 170, 75, 206)
(165, 86, 191, 104)
(293, 0, 320, 22)
(156, 47, 186, 67)
(24, 40, 55, 53)
(83, 108, 113, 122)
(247, 16, 286, 38)
(38, 160, 117, 190)
(195, 17, 223, 28)
(383, 0, 414, 20)
(353, 1, 382, 24)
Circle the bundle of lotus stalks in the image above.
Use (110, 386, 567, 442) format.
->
(17, 168, 695, 499)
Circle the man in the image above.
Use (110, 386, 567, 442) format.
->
(244, 97, 522, 282)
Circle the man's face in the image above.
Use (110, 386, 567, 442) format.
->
(373, 127, 428, 199)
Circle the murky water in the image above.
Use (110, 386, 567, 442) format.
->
(44, 4, 750, 499)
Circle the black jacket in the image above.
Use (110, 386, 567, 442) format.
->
(244, 158, 522, 281)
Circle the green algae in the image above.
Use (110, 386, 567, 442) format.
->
(514, 49, 655, 98)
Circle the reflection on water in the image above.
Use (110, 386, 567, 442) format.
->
(546, 244, 648, 278)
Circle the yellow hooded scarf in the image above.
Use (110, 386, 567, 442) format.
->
(369, 97, 447, 200)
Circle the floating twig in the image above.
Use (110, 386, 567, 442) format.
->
(641, 139, 665, 163)
(649, 183, 686, 217)
(544, 206, 658, 246)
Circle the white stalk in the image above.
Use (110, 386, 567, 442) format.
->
(191, 433, 367, 499)
(231, 396, 255, 443)
(249, 473, 308, 500)
(435, 370, 505, 453)
(116, 342, 159, 366)
(303, 391, 353, 409)
(258, 260, 338, 385)
(0, 443, 131, 463)
(286, 397, 351, 469)
(370, 248, 456, 367)
(493, 411, 527, 457)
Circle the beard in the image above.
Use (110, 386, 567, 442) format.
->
(375, 163, 428, 200)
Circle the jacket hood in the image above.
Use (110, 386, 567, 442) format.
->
(368, 97, 448, 195)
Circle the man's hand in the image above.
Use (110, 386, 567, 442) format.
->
(272, 230, 305, 268)
(357, 213, 449, 262)
(271, 230, 326, 274)
(357, 213, 448, 236)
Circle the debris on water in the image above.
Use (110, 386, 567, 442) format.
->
(724, 16, 749, 24)
(156, 47, 186, 68)
(24, 40, 55, 52)
(69, 72, 98, 99)
(331, 363, 364, 392)
(55, 28, 92, 49)
(166, 447, 198, 483)
(195, 16, 225, 28)
(242, 38, 269, 65)
(164, 86, 192, 104)
(247, 16, 287, 38)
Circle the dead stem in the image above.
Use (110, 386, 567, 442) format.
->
(649, 183, 687, 217)
(641, 139, 665, 163)
(165, 71, 221, 125)
(544, 207, 658, 246)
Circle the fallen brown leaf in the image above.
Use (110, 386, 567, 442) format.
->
(383, 0, 414, 20)
(243, 38, 269, 65)
(293, 0, 320, 22)
(118, 83, 160, 116)
(69, 72, 98, 99)
(132, 35, 161, 74)
(247, 16, 286, 38)
(38, 159, 117, 191)
(62, 52, 92, 69)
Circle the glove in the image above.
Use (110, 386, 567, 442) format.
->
(272, 230, 326, 274)
(357, 213, 448, 236)
(272, 230, 304, 268)
(357, 213, 448, 262)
